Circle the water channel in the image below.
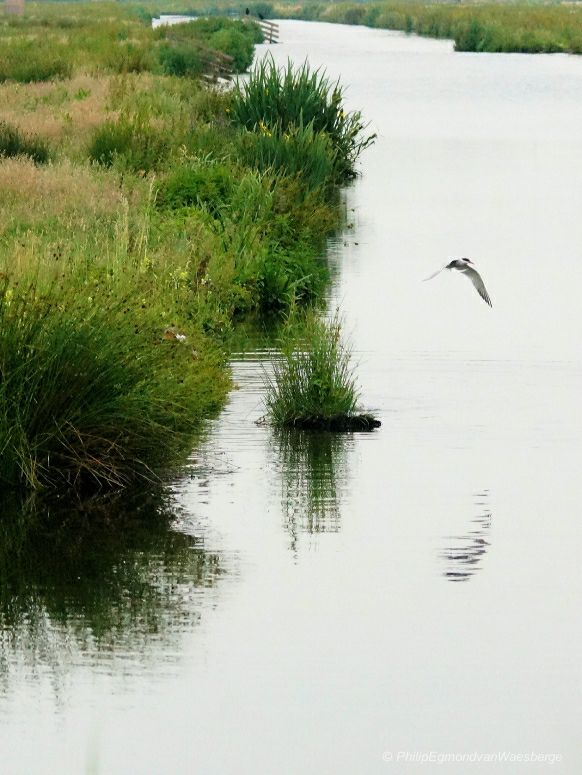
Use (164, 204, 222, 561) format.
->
(2, 19, 582, 774)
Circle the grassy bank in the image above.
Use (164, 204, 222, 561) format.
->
(276, 1, 582, 55)
(120, 0, 582, 55)
(0, 3, 262, 82)
(0, 4, 372, 491)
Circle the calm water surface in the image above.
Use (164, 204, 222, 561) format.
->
(2, 20, 582, 774)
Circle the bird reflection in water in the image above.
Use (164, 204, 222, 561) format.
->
(440, 490, 492, 582)
(272, 430, 350, 553)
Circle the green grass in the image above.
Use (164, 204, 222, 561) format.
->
(230, 56, 375, 182)
(0, 121, 51, 164)
(0, 4, 263, 84)
(0, 40, 73, 83)
(87, 113, 171, 171)
(0, 2, 377, 491)
(265, 312, 379, 430)
(158, 42, 205, 77)
(236, 120, 336, 191)
(155, 156, 337, 313)
(0, 276, 228, 490)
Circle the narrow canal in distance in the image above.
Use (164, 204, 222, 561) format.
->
(2, 19, 582, 774)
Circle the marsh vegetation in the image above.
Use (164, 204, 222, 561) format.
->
(265, 313, 380, 430)
(279, 1, 582, 55)
(0, 3, 373, 492)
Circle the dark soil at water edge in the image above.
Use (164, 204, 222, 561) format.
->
(285, 413, 381, 431)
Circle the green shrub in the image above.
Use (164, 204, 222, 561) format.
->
(156, 163, 234, 215)
(155, 17, 261, 75)
(242, 18, 266, 44)
(209, 28, 255, 72)
(158, 43, 203, 78)
(88, 115, 170, 172)
(0, 122, 51, 164)
(164, 17, 258, 41)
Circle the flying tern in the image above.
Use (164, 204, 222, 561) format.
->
(424, 258, 492, 307)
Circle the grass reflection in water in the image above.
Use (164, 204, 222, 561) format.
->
(0, 489, 225, 690)
(273, 429, 352, 552)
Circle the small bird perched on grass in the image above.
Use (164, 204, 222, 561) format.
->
(424, 257, 492, 307)
(163, 327, 187, 342)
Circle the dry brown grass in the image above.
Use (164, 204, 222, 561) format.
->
(0, 75, 111, 154)
(0, 72, 197, 157)
(0, 154, 150, 289)
(0, 156, 125, 221)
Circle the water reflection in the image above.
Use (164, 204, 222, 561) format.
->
(440, 491, 492, 582)
(0, 490, 224, 690)
(272, 430, 350, 552)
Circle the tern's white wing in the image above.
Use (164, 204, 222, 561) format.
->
(423, 265, 447, 282)
(460, 265, 492, 307)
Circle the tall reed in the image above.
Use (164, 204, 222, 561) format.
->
(237, 121, 336, 191)
(265, 313, 360, 427)
(230, 56, 375, 181)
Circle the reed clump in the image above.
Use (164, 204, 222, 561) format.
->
(87, 113, 171, 172)
(230, 57, 375, 182)
(265, 313, 380, 431)
(0, 121, 51, 164)
(237, 121, 336, 192)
